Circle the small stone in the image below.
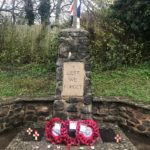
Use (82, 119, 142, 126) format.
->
(68, 113, 80, 119)
(26, 111, 35, 115)
(84, 86, 92, 95)
(86, 71, 91, 78)
(37, 106, 49, 113)
(25, 115, 37, 122)
(38, 116, 45, 121)
(143, 121, 150, 127)
(103, 116, 117, 122)
(67, 97, 80, 103)
(37, 111, 49, 116)
(54, 100, 64, 111)
(81, 113, 92, 119)
(126, 111, 134, 118)
(56, 66, 63, 80)
(69, 53, 76, 60)
(55, 87, 61, 95)
(56, 58, 63, 66)
(130, 118, 139, 124)
(27, 105, 35, 110)
(85, 79, 91, 87)
(53, 111, 67, 120)
(120, 112, 129, 119)
(56, 67, 62, 75)
(80, 147, 84, 150)
(0, 106, 9, 117)
(137, 125, 146, 131)
(145, 132, 150, 137)
(46, 115, 52, 120)
(35, 146, 39, 149)
(57, 145, 60, 149)
(56, 84, 62, 93)
(127, 120, 135, 127)
(80, 106, 91, 114)
(11, 104, 22, 109)
(84, 95, 93, 105)
(47, 145, 51, 149)
(85, 64, 91, 71)
(66, 104, 77, 112)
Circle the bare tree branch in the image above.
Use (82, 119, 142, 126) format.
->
(0, 0, 6, 10)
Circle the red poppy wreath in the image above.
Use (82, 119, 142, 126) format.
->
(45, 118, 65, 144)
(62, 120, 78, 146)
(76, 119, 100, 145)
(45, 118, 100, 147)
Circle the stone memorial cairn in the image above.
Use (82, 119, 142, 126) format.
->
(53, 29, 92, 120)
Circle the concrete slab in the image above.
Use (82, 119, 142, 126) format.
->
(5, 123, 137, 150)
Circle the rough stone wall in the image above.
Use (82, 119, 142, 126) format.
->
(0, 98, 54, 133)
(0, 102, 24, 133)
(93, 97, 150, 137)
(119, 106, 150, 137)
(54, 29, 92, 120)
(24, 102, 53, 123)
(0, 97, 149, 138)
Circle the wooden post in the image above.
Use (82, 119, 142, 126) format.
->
(73, 0, 77, 28)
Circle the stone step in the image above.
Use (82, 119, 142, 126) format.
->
(5, 123, 137, 150)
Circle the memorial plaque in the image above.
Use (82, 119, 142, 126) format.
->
(62, 62, 85, 97)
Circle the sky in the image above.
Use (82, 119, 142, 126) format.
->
(0, 0, 115, 24)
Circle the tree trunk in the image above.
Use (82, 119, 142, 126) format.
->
(24, 0, 34, 26)
(55, 0, 63, 26)
(39, 0, 50, 27)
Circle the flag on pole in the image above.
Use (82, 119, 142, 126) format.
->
(70, 0, 81, 28)
(69, 0, 74, 26)
(77, 0, 81, 18)
(77, 0, 81, 28)
(69, 0, 74, 16)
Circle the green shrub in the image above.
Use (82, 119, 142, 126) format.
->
(82, 6, 148, 71)
(0, 23, 58, 71)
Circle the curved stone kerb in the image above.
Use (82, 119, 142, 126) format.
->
(93, 96, 150, 110)
(0, 97, 55, 106)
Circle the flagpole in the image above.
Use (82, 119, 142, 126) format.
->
(77, 0, 81, 29)
(77, 17, 80, 29)
(73, 0, 77, 28)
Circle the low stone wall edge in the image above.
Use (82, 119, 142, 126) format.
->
(0, 96, 149, 137)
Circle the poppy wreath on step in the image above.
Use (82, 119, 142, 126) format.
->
(76, 119, 100, 145)
(45, 118, 64, 144)
(45, 118, 100, 146)
(62, 120, 78, 146)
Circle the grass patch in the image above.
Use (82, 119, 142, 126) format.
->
(0, 64, 55, 97)
(92, 63, 150, 102)
(0, 63, 150, 103)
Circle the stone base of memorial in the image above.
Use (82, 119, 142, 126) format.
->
(5, 123, 137, 150)
(54, 29, 93, 120)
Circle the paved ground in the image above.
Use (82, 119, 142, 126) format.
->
(5, 123, 137, 150)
